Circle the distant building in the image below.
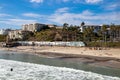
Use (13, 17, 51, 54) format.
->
(0, 29, 11, 35)
(22, 23, 46, 32)
(8, 30, 30, 40)
(80, 25, 101, 33)
(56, 26, 63, 29)
(47, 24, 63, 29)
(47, 24, 56, 28)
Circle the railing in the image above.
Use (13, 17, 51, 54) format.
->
(17, 41, 85, 47)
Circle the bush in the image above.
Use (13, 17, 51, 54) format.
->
(0, 35, 6, 42)
(86, 42, 120, 48)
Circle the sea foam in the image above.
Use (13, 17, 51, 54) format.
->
(0, 59, 119, 80)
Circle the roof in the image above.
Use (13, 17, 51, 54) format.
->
(83, 25, 101, 26)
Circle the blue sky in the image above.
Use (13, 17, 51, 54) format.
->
(0, 0, 120, 29)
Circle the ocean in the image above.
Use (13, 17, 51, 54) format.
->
(0, 59, 120, 80)
(0, 50, 120, 80)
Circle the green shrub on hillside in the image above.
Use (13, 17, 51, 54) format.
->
(0, 35, 6, 42)
(87, 42, 120, 48)
(35, 30, 56, 41)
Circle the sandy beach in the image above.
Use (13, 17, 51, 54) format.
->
(1, 46, 120, 58)
(0, 46, 120, 68)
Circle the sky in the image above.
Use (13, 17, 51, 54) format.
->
(0, 0, 120, 29)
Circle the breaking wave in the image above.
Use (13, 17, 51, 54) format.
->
(0, 59, 119, 80)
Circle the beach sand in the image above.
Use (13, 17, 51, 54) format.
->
(1, 46, 120, 58)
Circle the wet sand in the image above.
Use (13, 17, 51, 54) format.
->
(0, 46, 120, 69)
(35, 52, 120, 69)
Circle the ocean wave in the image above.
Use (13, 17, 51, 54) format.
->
(0, 59, 119, 80)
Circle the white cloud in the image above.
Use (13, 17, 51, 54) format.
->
(81, 10, 93, 15)
(21, 8, 120, 25)
(55, 7, 69, 13)
(0, 19, 37, 26)
(23, 13, 42, 18)
(85, 0, 102, 4)
(105, 4, 119, 10)
(52, 0, 103, 4)
(48, 10, 120, 25)
(30, 0, 43, 3)
(0, 10, 120, 28)
(0, 13, 11, 17)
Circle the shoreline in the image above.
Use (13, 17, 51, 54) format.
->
(0, 46, 120, 69)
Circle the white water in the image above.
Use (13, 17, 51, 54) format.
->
(0, 59, 120, 80)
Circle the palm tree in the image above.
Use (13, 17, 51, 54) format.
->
(114, 25, 120, 41)
(118, 26, 120, 41)
(102, 25, 107, 47)
(81, 22, 85, 26)
(110, 24, 116, 42)
(62, 23, 69, 41)
(83, 28, 89, 43)
(63, 23, 68, 30)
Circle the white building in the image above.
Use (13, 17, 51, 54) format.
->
(22, 23, 46, 32)
(80, 25, 101, 33)
(47, 24, 56, 28)
(8, 30, 30, 40)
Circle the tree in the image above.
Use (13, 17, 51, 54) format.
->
(0, 35, 6, 42)
(110, 25, 120, 42)
(62, 23, 69, 41)
(110, 24, 116, 42)
(81, 22, 85, 26)
(63, 23, 69, 30)
(35, 30, 55, 41)
(118, 25, 120, 41)
(82, 26, 95, 46)
(42, 25, 50, 30)
(54, 32, 62, 41)
(102, 25, 108, 47)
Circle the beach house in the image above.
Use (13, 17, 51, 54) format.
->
(80, 25, 102, 33)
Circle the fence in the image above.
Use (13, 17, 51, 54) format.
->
(17, 41, 85, 47)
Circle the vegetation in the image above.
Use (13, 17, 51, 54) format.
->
(0, 35, 6, 42)
(34, 29, 56, 41)
(87, 42, 120, 48)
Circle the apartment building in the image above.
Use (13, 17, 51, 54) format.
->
(22, 23, 46, 32)
(8, 30, 30, 40)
